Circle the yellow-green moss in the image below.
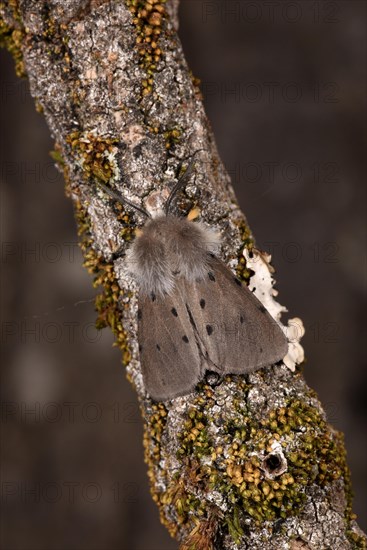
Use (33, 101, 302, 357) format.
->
(51, 137, 137, 375)
(0, 1, 26, 77)
(67, 131, 120, 184)
(234, 218, 254, 283)
(49, 144, 65, 169)
(177, 410, 213, 459)
(126, 0, 168, 95)
(143, 402, 171, 528)
(38, 9, 71, 69)
(190, 72, 203, 101)
(74, 199, 131, 364)
(145, 383, 353, 544)
(225, 505, 245, 545)
(146, 123, 183, 151)
(219, 399, 348, 523)
(49, 140, 133, 374)
(164, 126, 182, 149)
(66, 131, 136, 242)
(346, 529, 367, 549)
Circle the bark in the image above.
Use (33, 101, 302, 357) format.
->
(1, 1, 365, 548)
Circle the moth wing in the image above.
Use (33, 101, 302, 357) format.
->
(138, 288, 203, 401)
(183, 257, 288, 374)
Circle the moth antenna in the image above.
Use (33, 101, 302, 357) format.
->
(97, 181, 151, 219)
(165, 150, 203, 215)
(164, 159, 196, 216)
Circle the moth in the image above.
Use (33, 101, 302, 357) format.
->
(98, 160, 288, 401)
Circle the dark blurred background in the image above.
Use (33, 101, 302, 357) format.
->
(0, 1, 366, 548)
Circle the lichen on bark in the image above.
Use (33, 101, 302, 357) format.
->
(1, 0, 365, 548)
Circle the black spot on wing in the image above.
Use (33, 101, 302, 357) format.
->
(171, 307, 178, 317)
(206, 324, 214, 336)
(151, 292, 156, 302)
(137, 309, 142, 320)
(208, 272, 216, 282)
(182, 335, 189, 343)
(200, 299, 206, 309)
(233, 277, 242, 287)
(156, 344, 161, 351)
(259, 305, 266, 313)
(240, 315, 244, 324)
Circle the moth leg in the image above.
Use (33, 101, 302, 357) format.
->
(187, 207, 200, 221)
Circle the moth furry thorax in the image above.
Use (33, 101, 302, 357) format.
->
(126, 216, 221, 297)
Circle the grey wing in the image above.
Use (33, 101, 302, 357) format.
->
(181, 256, 288, 374)
(138, 286, 203, 401)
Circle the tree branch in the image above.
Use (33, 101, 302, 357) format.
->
(1, 0, 365, 548)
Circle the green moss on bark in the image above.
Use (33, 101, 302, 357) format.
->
(0, 1, 26, 77)
(144, 381, 353, 546)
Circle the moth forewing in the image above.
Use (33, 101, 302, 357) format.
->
(180, 256, 288, 376)
(137, 286, 203, 401)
